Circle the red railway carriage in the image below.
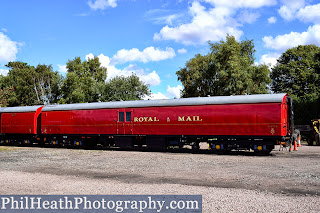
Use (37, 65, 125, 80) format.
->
(39, 93, 293, 154)
(0, 106, 43, 144)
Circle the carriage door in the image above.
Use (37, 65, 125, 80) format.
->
(117, 110, 133, 135)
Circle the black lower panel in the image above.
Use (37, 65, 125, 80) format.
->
(114, 136, 133, 148)
(146, 136, 166, 149)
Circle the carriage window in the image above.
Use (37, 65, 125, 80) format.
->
(126, 112, 131, 122)
(119, 112, 124, 122)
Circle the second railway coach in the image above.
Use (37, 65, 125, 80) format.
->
(39, 93, 293, 154)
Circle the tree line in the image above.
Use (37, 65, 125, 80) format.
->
(0, 57, 150, 107)
(1, 35, 320, 124)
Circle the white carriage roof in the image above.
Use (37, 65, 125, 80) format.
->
(41, 93, 287, 112)
(0, 105, 42, 113)
(0, 93, 287, 113)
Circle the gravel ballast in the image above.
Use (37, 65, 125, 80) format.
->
(0, 145, 319, 212)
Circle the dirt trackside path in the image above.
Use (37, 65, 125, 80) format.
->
(0, 145, 319, 212)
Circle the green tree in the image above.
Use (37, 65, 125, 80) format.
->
(60, 57, 107, 103)
(1, 62, 62, 106)
(33, 64, 62, 104)
(104, 75, 150, 101)
(61, 56, 150, 103)
(176, 54, 212, 97)
(271, 44, 320, 124)
(1, 62, 37, 106)
(177, 35, 271, 97)
(0, 84, 14, 107)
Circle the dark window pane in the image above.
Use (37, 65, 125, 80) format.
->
(119, 112, 124, 122)
(126, 112, 131, 122)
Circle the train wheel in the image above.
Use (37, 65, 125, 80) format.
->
(254, 146, 272, 156)
(253, 145, 273, 156)
(213, 144, 229, 155)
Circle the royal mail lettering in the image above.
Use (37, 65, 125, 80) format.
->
(134, 117, 160, 122)
(178, 116, 202, 122)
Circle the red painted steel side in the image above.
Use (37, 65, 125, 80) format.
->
(41, 109, 118, 135)
(1, 109, 42, 134)
(41, 101, 288, 137)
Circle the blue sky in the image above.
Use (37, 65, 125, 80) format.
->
(1, 0, 320, 99)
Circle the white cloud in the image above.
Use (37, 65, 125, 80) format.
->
(0, 32, 21, 64)
(57, 64, 67, 74)
(278, 0, 305, 21)
(1, 28, 7, 32)
(163, 14, 180, 25)
(268, 16, 277, 24)
(277, 1, 320, 24)
(74, 13, 90, 17)
(86, 53, 111, 68)
(85, 53, 161, 86)
(259, 53, 281, 68)
(296, 3, 320, 23)
(154, 0, 275, 45)
(138, 70, 161, 86)
(96, 54, 110, 68)
(263, 24, 320, 51)
(149, 14, 181, 26)
(154, 2, 243, 45)
(88, 0, 117, 10)
(143, 84, 183, 100)
(167, 85, 182, 98)
(0, 69, 9, 76)
(142, 92, 169, 100)
(144, 9, 185, 26)
(122, 65, 161, 86)
(278, 6, 296, 21)
(238, 11, 260, 24)
(85, 53, 95, 61)
(110, 46, 175, 65)
(204, 0, 276, 9)
(177, 48, 187, 54)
